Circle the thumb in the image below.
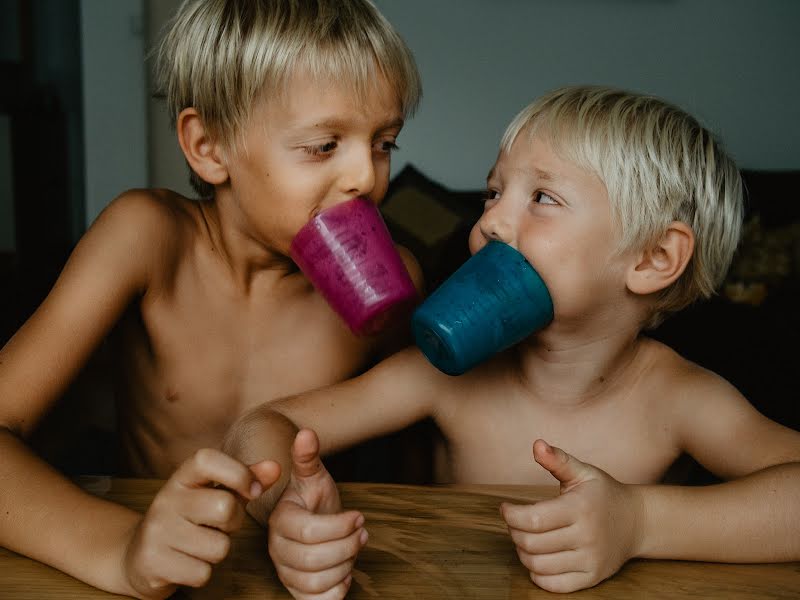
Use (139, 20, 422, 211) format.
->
(533, 439, 593, 489)
(248, 459, 281, 492)
(291, 428, 326, 480)
(286, 429, 341, 515)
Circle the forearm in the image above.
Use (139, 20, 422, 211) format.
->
(0, 427, 141, 595)
(635, 462, 800, 562)
(222, 406, 299, 526)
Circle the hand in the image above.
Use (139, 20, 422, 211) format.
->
(268, 429, 368, 599)
(122, 448, 281, 599)
(500, 439, 643, 593)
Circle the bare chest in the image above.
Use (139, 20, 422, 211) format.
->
(440, 388, 680, 485)
(115, 275, 369, 454)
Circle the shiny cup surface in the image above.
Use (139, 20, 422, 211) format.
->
(412, 241, 553, 375)
(290, 197, 418, 336)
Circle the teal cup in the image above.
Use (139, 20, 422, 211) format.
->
(412, 241, 554, 375)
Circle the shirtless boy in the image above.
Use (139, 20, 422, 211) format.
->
(225, 86, 800, 597)
(0, 1, 421, 598)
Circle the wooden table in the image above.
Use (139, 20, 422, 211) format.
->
(2, 477, 799, 599)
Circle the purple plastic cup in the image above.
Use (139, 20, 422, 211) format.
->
(290, 197, 418, 336)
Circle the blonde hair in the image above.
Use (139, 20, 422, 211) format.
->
(154, 0, 422, 197)
(502, 86, 743, 328)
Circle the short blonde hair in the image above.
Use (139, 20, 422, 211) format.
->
(502, 86, 743, 328)
(154, 0, 422, 197)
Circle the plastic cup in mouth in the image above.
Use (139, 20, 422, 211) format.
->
(412, 241, 553, 375)
(290, 197, 418, 336)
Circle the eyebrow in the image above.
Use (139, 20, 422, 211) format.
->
(296, 116, 405, 132)
(486, 166, 559, 183)
(532, 168, 557, 182)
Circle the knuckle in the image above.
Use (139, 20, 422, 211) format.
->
(349, 533, 364, 557)
(305, 571, 332, 594)
(531, 574, 558, 593)
(300, 548, 322, 571)
(214, 494, 238, 522)
(516, 547, 534, 571)
(526, 555, 540, 574)
(188, 562, 213, 587)
(209, 535, 231, 564)
(529, 512, 543, 531)
(298, 521, 317, 543)
(193, 448, 216, 470)
(520, 536, 537, 554)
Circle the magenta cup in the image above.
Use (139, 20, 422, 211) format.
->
(289, 197, 418, 336)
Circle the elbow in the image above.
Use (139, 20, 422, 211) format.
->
(222, 405, 299, 465)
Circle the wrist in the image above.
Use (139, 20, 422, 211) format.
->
(107, 512, 147, 598)
(627, 484, 651, 559)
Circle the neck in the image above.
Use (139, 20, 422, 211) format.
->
(514, 321, 648, 408)
(198, 196, 297, 295)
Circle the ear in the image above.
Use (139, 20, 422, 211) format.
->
(176, 108, 229, 187)
(626, 221, 694, 295)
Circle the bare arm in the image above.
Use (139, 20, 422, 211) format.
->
(223, 346, 450, 523)
(0, 191, 177, 595)
(635, 374, 800, 562)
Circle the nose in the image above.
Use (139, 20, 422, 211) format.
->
(478, 199, 516, 245)
(341, 145, 376, 199)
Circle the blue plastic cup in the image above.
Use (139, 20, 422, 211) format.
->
(412, 241, 554, 375)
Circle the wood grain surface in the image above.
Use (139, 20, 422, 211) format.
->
(2, 478, 799, 599)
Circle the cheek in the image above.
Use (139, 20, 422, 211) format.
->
(467, 224, 485, 255)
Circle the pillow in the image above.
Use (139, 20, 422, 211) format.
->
(382, 165, 483, 289)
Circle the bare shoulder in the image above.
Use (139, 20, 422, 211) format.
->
(91, 189, 199, 282)
(97, 188, 192, 246)
(640, 337, 751, 423)
(641, 338, 740, 401)
(642, 337, 800, 478)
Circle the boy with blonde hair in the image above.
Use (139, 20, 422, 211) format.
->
(0, 1, 421, 598)
(225, 86, 800, 597)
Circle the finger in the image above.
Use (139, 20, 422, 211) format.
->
(277, 557, 356, 595)
(249, 459, 282, 490)
(286, 575, 352, 600)
(178, 487, 246, 532)
(270, 501, 363, 544)
(168, 518, 232, 564)
(292, 429, 324, 479)
(516, 548, 584, 577)
(508, 524, 578, 554)
(532, 439, 592, 487)
(270, 526, 367, 572)
(160, 549, 214, 589)
(173, 448, 263, 500)
(530, 571, 594, 594)
(500, 500, 574, 533)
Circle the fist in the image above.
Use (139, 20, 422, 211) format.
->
(501, 440, 643, 593)
(123, 448, 280, 599)
(268, 429, 368, 599)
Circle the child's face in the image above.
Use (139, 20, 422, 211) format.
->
(223, 69, 404, 255)
(469, 134, 631, 326)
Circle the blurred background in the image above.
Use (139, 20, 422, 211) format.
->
(1, 0, 798, 480)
